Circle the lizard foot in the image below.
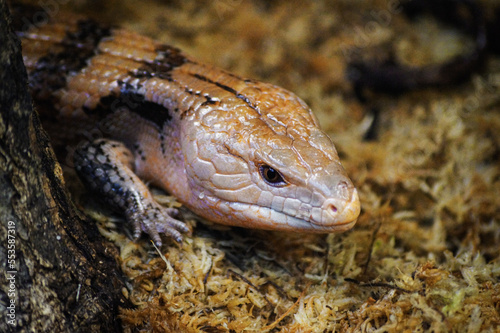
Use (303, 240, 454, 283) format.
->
(74, 139, 190, 246)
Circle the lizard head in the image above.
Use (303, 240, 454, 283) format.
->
(181, 81, 360, 233)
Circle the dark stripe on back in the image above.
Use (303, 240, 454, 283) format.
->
(85, 81, 172, 130)
(27, 18, 112, 99)
(191, 73, 260, 114)
(132, 44, 188, 79)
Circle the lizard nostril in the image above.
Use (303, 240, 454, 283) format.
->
(328, 203, 338, 214)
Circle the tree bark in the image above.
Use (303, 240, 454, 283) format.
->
(0, 1, 130, 331)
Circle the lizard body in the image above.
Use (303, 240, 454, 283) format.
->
(12, 4, 360, 245)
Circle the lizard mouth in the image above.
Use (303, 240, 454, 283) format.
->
(196, 187, 360, 233)
(268, 206, 359, 233)
(220, 192, 360, 233)
(261, 188, 360, 232)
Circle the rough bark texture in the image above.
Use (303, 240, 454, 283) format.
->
(0, 1, 129, 331)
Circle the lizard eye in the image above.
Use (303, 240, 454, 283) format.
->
(259, 164, 287, 186)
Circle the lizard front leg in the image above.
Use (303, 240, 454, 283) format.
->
(73, 139, 189, 246)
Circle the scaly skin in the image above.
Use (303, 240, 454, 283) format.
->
(12, 4, 360, 245)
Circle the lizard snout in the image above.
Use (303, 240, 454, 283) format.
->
(319, 184, 360, 231)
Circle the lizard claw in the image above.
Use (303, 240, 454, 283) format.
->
(127, 200, 189, 246)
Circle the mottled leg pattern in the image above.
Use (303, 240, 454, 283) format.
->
(73, 139, 189, 245)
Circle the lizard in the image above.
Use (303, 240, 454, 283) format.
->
(10, 3, 361, 246)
